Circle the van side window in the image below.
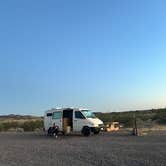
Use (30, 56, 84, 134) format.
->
(52, 111, 62, 119)
(47, 113, 52, 117)
(75, 111, 85, 119)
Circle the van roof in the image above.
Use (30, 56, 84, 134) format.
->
(45, 107, 88, 113)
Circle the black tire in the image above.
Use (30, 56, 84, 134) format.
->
(94, 130, 100, 134)
(93, 128, 100, 134)
(82, 126, 91, 136)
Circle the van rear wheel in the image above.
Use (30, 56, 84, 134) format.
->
(82, 126, 91, 136)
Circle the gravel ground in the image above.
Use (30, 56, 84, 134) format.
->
(0, 131, 166, 166)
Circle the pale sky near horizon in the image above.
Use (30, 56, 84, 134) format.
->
(0, 0, 166, 115)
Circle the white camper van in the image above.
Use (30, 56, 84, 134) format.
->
(44, 108, 104, 136)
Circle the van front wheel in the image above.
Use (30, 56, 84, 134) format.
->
(82, 126, 91, 136)
(93, 128, 100, 134)
(94, 130, 100, 134)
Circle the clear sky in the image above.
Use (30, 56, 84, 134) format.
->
(0, 0, 166, 115)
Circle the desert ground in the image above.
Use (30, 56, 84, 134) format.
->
(0, 131, 166, 166)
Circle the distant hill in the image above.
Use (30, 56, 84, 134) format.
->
(0, 108, 166, 128)
(95, 108, 166, 127)
(0, 114, 42, 121)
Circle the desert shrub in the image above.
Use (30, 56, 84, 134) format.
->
(96, 112, 134, 127)
(0, 121, 20, 131)
(0, 120, 43, 132)
(34, 120, 43, 129)
(21, 120, 43, 131)
(95, 108, 166, 127)
(0, 123, 3, 131)
(152, 111, 166, 124)
(1, 122, 14, 131)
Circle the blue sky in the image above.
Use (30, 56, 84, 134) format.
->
(0, 0, 166, 115)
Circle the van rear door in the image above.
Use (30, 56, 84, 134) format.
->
(44, 112, 53, 130)
(52, 111, 63, 131)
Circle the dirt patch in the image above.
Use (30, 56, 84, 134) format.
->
(0, 131, 166, 166)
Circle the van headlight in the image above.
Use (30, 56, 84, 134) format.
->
(99, 124, 104, 128)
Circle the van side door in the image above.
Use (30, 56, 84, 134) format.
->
(52, 111, 62, 131)
(73, 111, 86, 132)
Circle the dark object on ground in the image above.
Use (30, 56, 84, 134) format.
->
(47, 125, 59, 137)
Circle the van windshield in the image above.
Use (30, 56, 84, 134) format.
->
(81, 110, 96, 118)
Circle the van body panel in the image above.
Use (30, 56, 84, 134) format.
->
(52, 111, 63, 131)
(87, 118, 103, 127)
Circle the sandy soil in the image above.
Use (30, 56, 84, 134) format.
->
(0, 131, 166, 166)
